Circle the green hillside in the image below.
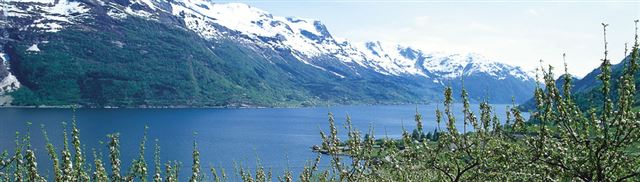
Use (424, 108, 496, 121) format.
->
(6, 17, 438, 107)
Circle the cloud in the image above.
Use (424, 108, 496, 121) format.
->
(526, 9, 539, 16)
(414, 16, 430, 27)
(467, 22, 501, 33)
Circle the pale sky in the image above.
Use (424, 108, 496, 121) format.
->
(216, 0, 640, 77)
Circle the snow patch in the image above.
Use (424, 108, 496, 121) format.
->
(171, 1, 345, 59)
(0, 53, 7, 64)
(5, 0, 55, 3)
(43, 0, 90, 16)
(354, 41, 427, 76)
(32, 22, 63, 32)
(285, 17, 322, 36)
(27, 44, 40, 52)
(0, 74, 20, 94)
(330, 71, 346, 78)
(3, 0, 91, 32)
(0, 53, 20, 94)
(125, 7, 154, 18)
(107, 9, 128, 19)
(136, 0, 157, 10)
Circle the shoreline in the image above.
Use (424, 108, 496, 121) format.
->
(0, 101, 531, 109)
(0, 101, 432, 109)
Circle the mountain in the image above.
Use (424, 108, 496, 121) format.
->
(571, 54, 640, 110)
(517, 74, 579, 111)
(357, 42, 536, 102)
(0, 0, 537, 107)
(519, 53, 640, 111)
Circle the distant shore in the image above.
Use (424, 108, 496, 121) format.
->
(0, 101, 534, 110)
(0, 101, 442, 109)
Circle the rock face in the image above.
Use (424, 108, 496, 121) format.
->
(0, 0, 536, 107)
(0, 6, 19, 99)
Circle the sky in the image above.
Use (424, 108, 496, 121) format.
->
(216, 0, 640, 77)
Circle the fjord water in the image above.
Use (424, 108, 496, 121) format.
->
(0, 104, 525, 180)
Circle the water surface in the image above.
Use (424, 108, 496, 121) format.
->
(0, 104, 526, 180)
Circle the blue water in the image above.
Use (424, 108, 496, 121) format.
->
(0, 104, 526, 180)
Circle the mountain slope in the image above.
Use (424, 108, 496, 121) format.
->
(519, 52, 640, 111)
(0, 0, 537, 107)
(357, 42, 536, 102)
(571, 54, 640, 110)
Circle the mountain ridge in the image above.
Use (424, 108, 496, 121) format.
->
(0, 0, 537, 107)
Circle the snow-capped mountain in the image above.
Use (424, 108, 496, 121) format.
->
(165, 1, 535, 82)
(2, 0, 90, 32)
(0, 0, 537, 106)
(356, 41, 535, 81)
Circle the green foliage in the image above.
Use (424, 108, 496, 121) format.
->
(1, 21, 640, 182)
(190, 133, 201, 182)
(92, 149, 108, 182)
(130, 126, 149, 181)
(311, 21, 640, 181)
